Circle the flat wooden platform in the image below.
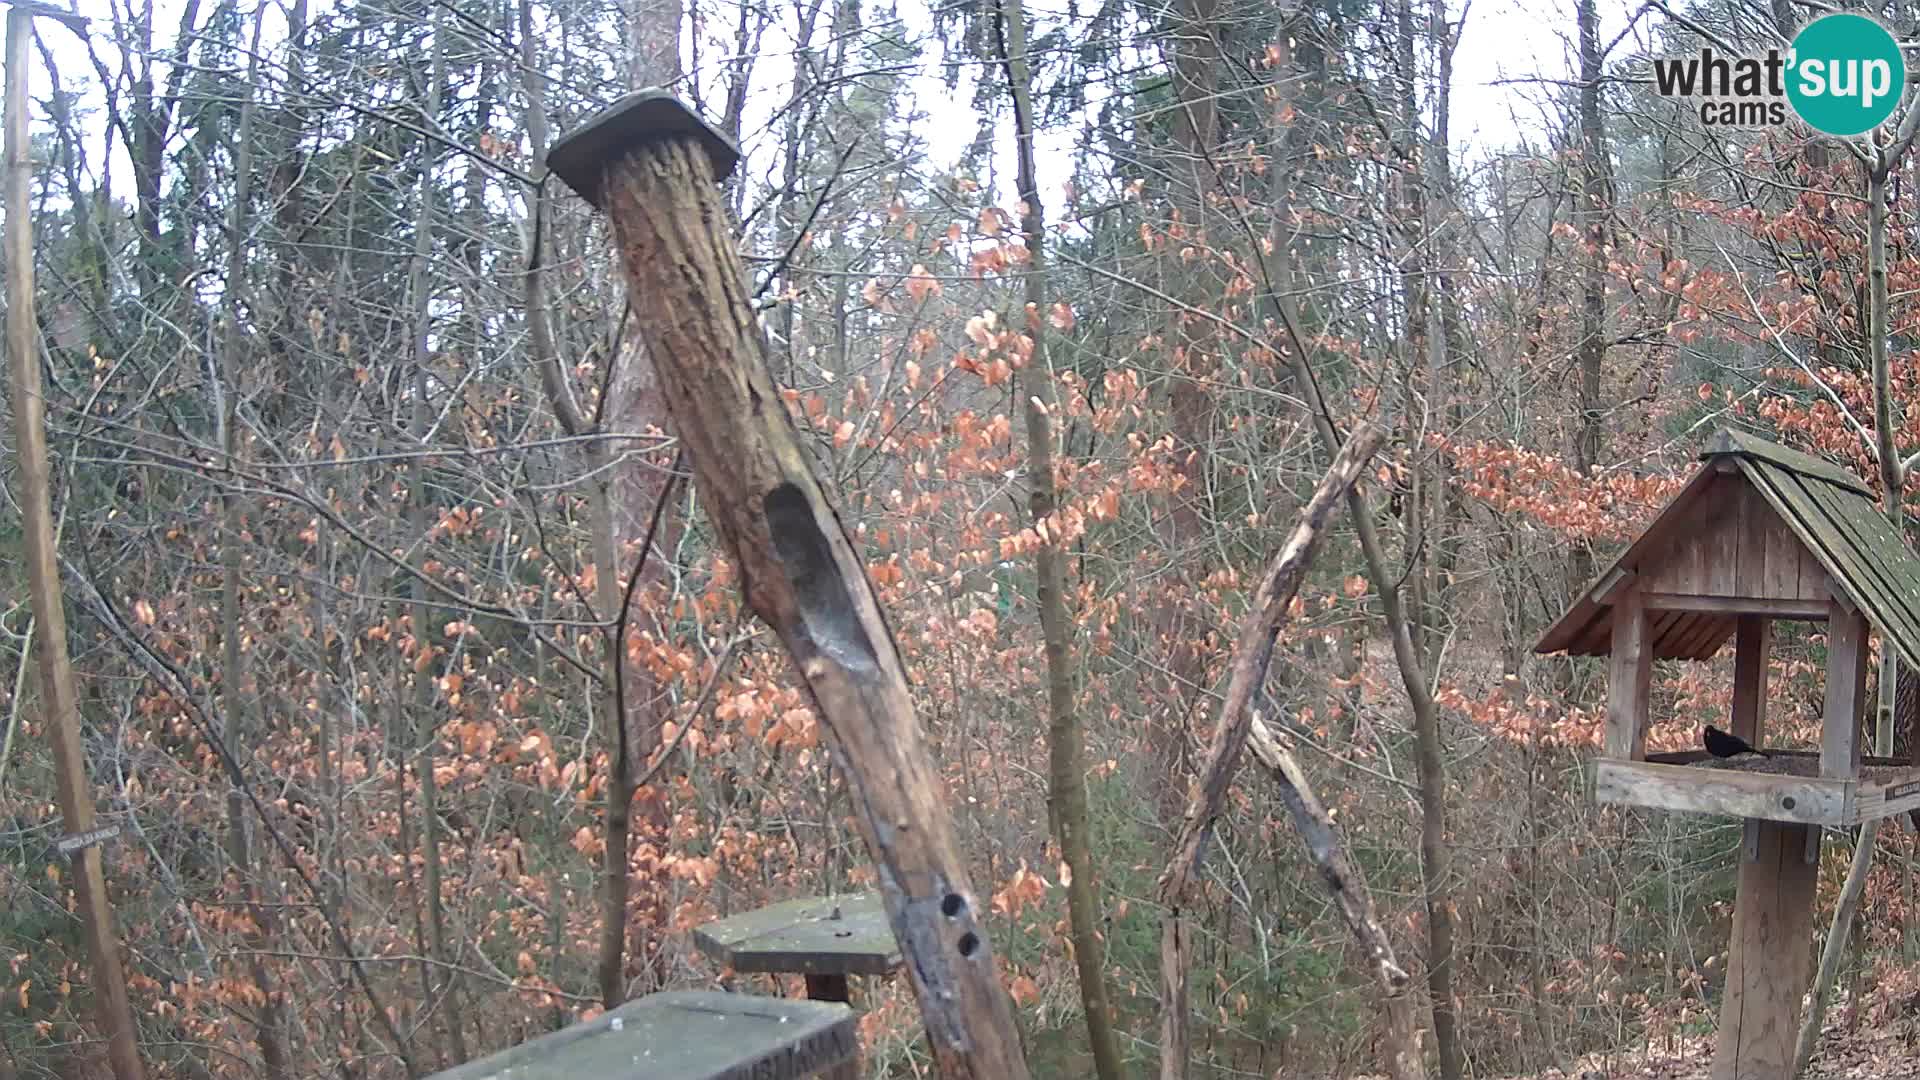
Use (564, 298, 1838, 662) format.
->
(694, 893, 900, 977)
(426, 990, 856, 1080)
(1595, 750, 1920, 825)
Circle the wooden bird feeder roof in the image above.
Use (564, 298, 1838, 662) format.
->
(1535, 428, 1920, 670)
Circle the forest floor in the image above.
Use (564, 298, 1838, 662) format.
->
(1482, 1019, 1920, 1080)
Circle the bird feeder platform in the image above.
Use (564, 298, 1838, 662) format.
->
(424, 990, 856, 1080)
(1596, 750, 1920, 827)
(694, 892, 901, 1000)
(1535, 429, 1920, 1080)
(693, 894, 901, 1080)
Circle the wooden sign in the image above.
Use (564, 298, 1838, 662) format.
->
(1885, 779, 1920, 801)
(54, 823, 119, 857)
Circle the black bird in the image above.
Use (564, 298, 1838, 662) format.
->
(1704, 725, 1770, 759)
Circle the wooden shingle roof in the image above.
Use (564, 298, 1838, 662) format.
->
(1534, 428, 1920, 669)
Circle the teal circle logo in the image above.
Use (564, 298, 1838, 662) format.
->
(1787, 13, 1905, 136)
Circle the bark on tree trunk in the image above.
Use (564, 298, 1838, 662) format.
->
(994, 0, 1125, 1075)
(217, 11, 289, 1074)
(551, 102, 1032, 1079)
(1570, 0, 1612, 603)
(3, 11, 145, 1078)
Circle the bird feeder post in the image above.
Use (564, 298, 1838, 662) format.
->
(545, 92, 1030, 1080)
(1714, 821, 1820, 1080)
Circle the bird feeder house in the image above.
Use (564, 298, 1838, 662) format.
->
(1535, 428, 1920, 1080)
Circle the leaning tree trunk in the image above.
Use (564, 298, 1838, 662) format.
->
(547, 96, 1032, 1080)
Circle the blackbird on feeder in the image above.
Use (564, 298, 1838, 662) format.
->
(1703, 725, 1770, 758)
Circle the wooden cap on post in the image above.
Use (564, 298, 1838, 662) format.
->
(545, 89, 740, 208)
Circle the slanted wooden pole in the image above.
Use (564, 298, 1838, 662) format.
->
(3, 7, 143, 1079)
(546, 92, 1030, 1080)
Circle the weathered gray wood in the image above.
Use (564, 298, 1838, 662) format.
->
(1762, 487, 1805, 601)
(1713, 821, 1819, 1080)
(427, 991, 856, 1080)
(1736, 480, 1766, 598)
(1731, 617, 1770, 748)
(694, 894, 901, 977)
(1708, 428, 1871, 495)
(1636, 594, 1827, 618)
(1606, 590, 1653, 760)
(1823, 598, 1869, 780)
(1851, 769, 1920, 823)
(1593, 759, 1851, 826)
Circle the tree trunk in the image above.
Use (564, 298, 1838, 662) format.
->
(994, 0, 1125, 1076)
(217, 10, 288, 1075)
(552, 102, 1033, 1079)
(3, 11, 145, 1078)
(1570, 0, 1611, 599)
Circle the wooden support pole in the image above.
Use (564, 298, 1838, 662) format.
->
(1606, 590, 1653, 760)
(1731, 616, 1770, 748)
(803, 976, 858, 1080)
(3, 9, 144, 1079)
(546, 92, 1029, 1080)
(1823, 597, 1869, 780)
(1714, 820, 1819, 1080)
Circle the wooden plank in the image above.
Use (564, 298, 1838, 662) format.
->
(1690, 624, 1737, 662)
(426, 991, 857, 1080)
(1802, 479, 1920, 671)
(1731, 617, 1770, 748)
(1536, 463, 1727, 655)
(1712, 821, 1820, 1080)
(1795, 476, 1920, 658)
(1703, 480, 1740, 597)
(1852, 769, 1920, 823)
(1823, 598, 1869, 780)
(1675, 612, 1734, 660)
(1647, 748, 1908, 767)
(1735, 480, 1767, 598)
(1607, 591, 1654, 760)
(1593, 759, 1850, 825)
(1639, 594, 1828, 619)
(693, 894, 901, 977)
(1762, 492, 1806, 601)
(1743, 464, 1907, 656)
(1589, 565, 1635, 604)
(1710, 428, 1872, 495)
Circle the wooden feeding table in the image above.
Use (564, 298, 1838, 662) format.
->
(1536, 429, 1920, 1080)
(695, 893, 902, 1080)
(425, 990, 856, 1080)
